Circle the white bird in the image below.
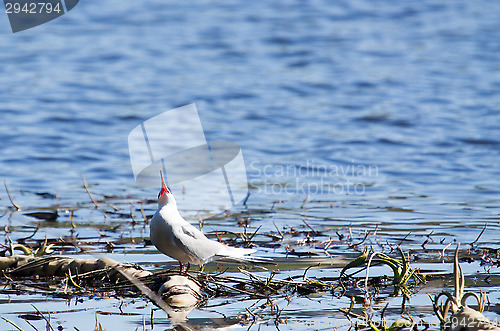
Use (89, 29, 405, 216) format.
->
(150, 171, 269, 274)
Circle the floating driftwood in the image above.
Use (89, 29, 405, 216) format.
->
(0, 255, 151, 281)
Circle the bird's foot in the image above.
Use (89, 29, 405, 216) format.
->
(178, 262, 190, 276)
(183, 263, 191, 276)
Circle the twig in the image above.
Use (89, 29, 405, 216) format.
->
(301, 196, 308, 209)
(238, 268, 304, 286)
(302, 264, 319, 280)
(349, 230, 371, 248)
(270, 200, 283, 211)
(32, 304, 55, 331)
(422, 229, 434, 249)
(245, 307, 257, 321)
(25, 318, 38, 331)
(140, 205, 149, 225)
(81, 175, 99, 208)
(130, 206, 137, 225)
(106, 202, 120, 212)
(441, 242, 452, 263)
(248, 225, 262, 242)
(112, 264, 172, 314)
(67, 268, 83, 289)
(320, 236, 333, 251)
(364, 251, 377, 296)
(242, 192, 250, 206)
(70, 210, 76, 229)
(339, 297, 367, 322)
(17, 225, 40, 243)
(211, 279, 268, 298)
(398, 232, 411, 246)
(1, 317, 23, 331)
(302, 219, 319, 235)
(4, 181, 21, 211)
(470, 223, 487, 247)
(273, 221, 283, 239)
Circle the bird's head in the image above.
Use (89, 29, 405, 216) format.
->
(157, 170, 174, 207)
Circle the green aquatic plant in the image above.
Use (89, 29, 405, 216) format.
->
(340, 245, 370, 278)
(340, 246, 423, 298)
(5, 237, 55, 257)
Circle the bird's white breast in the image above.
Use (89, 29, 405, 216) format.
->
(150, 207, 202, 264)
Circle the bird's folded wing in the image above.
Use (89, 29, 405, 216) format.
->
(172, 223, 221, 263)
(213, 254, 275, 265)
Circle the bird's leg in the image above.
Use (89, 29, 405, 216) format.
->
(183, 263, 191, 276)
(178, 261, 184, 275)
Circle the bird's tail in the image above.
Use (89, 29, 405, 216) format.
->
(214, 246, 274, 265)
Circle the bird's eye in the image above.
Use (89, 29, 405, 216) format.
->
(157, 191, 161, 199)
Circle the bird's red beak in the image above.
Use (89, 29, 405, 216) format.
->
(159, 170, 170, 198)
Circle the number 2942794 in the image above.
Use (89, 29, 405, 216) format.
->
(5, 1, 62, 14)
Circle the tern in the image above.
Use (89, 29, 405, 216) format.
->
(150, 171, 269, 274)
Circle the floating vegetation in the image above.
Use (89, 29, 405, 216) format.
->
(340, 246, 425, 298)
(0, 182, 498, 329)
(430, 244, 500, 331)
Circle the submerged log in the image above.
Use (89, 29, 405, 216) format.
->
(0, 255, 151, 281)
(0, 254, 204, 317)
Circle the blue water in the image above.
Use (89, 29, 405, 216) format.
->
(1, 0, 500, 329)
(2, 0, 500, 229)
